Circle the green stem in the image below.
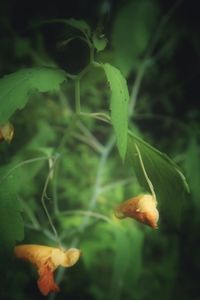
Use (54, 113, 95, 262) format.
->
(78, 135, 115, 232)
(41, 157, 61, 247)
(74, 78, 81, 114)
(19, 197, 40, 229)
(129, 60, 149, 117)
(2, 156, 53, 183)
(134, 143, 157, 202)
(59, 210, 112, 224)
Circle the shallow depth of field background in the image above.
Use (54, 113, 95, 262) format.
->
(0, 0, 200, 300)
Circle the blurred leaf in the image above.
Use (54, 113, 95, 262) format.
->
(103, 63, 129, 160)
(110, 224, 143, 300)
(127, 132, 189, 225)
(112, 0, 160, 75)
(65, 18, 91, 37)
(184, 136, 200, 209)
(0, 67, 66, 124)
(92, 33, 107, 52)
(0, 174, 24, 258)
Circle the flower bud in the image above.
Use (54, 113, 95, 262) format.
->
(0, 122, 14, 143)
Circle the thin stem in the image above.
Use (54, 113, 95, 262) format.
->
(76, 120, 105, 153)
(52, 162, 59, 215)
(89, 45, 95, 63)
(1, 156, 53, 182)
(134, 143, 157, 202)
(100, 177, 134, 193)
(129, 60, 149, 117)
(145, 0, 183, 59)
(74, 78, 81, 114)
(59, 210, 112, 224)
(80, 112, 111, 124)
(79, 135, 115, 232)
(19, 197, 40, 229)
(41, 157, 61, 247)
(71, 131, 104, 154)
(129, 0, 183, 116)
(25, 223, 57, 241)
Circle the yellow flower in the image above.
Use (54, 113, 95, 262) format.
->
(0, 122, 14, 143)
(14, 244, 81, 296)
(115, 194, 159, 229)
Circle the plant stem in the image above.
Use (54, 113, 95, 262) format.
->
(134, 143, 157, 202)
(41, 157, 61, 247)
(100, 177, 134, 193)
(78, 135, 115, 232)
(2, 156, 53, 183)
(59, 210, 112, 224)
(74, 78, 81, 114)
(129, 60, 149, 117)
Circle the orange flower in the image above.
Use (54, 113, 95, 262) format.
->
(14, 244, 81, 296)
(115, 194, 159, 229)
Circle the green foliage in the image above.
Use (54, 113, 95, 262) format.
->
(0, 174, 24, 258)
(103, 63, 129, 160)
(0, 3, 196, 299)
(127, 132, 188, 225)
(92, 33, 107, 52)
(64, 18, 91, 36)
(184, 135, 200, 209)
(112, 0, 160, 75)
(0, 67, 66, 124)
(110, 224, 144, 300)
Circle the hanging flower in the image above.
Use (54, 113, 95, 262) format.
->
(0, 122, 14, 143)
(115, 194, 159, 228)
(14, 244, 81, 296)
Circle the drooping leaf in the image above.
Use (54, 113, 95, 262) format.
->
(103, 63, 129, 160)
(0, 175, 24, 258)
(0, 67, 66, 124)
(127, 132, 189, 225)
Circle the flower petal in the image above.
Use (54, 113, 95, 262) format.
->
(37, 264, 60, 296)
(14, 244, 81, 295)
(115, 194, 159, 228)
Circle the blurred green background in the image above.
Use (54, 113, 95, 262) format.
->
(0, 0, 200, 299)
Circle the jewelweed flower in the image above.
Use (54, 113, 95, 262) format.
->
(0, 122, 14, 143)
(14, 244, 81, 295)
(115, 194, 159, 228)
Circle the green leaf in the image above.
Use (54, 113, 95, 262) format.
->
(92, 33, 107, 52)
(127, 132, 189, 226)
(0, 174, 24, 258)
(0, 67, 66, 125)
(184, 136, 200, 209)
(65, 18, 91, 37)
(103, 63, 129, 160)
(110, 224, 144, 300)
